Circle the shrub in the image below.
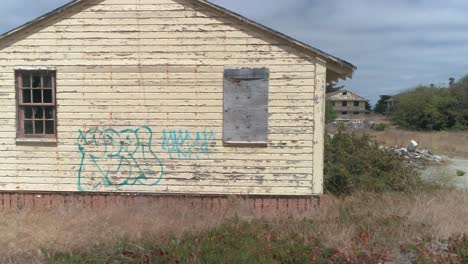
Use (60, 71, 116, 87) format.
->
(457, 170, 466, 177)
(324, 129, 423, 195)
(390, 77, 468, 131)
(374, 123, 387, 131)
(325, 100, 336, 124)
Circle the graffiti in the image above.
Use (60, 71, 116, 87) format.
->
(161, 129, 216, 159)
(77, 126, 164, 191)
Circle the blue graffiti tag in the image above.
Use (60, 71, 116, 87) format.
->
(161, 129, 216, 159)
(77, 126, 164, 191)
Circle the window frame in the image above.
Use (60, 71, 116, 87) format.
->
(342, 101, 348, 107)
(354, 101, 360, 107)
(15, 70, 57, 139)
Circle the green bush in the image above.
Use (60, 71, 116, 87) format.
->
(457, 170, 466, 177)
(374, 123, 387, 131)
(325, 100, 336, 124)
(390, 76, 468, 131)
(324, 129, 423, 195)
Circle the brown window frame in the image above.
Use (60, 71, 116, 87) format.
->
(15, 70, 57, 139)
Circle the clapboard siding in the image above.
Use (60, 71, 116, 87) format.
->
(0, 0, 324, 195)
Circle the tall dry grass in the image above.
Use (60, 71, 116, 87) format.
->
(365, 129, 468, 158)
(318, 190, 468, 255)
(1, 189, 467, 263)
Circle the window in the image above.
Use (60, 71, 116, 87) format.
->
(223, 68, 269, 145)
(332, 102, 336, 107)
(342, 101, 347, 107)
(342, 111, 348, 115)
(16, 70, 56, 139)
(353, 112, 360, 115)
(342, 91, 348, 95)
(354, 101, 360, 107)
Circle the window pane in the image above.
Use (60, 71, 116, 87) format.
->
(22, 89, 31, 103)
(45, 120, 55, 134)
(43, 76, 52, 88)
(33, 89, 42, 103)
(44, 106, 54, 119)
(43, 89, 52, 103)
(33, 106, 44, 119)
(24, 120, 33, 134)
(24, 106, 33, 119)
(32, 76, 41, 88)
(22, 74, 31, 88)
(34, 120, 44, 134)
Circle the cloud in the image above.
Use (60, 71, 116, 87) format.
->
(2, 0, 468, 104)
(211, 0, 468, 103)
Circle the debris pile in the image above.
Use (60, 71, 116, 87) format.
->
(328, 120, 379, 130)
(383, 140, 444, 166)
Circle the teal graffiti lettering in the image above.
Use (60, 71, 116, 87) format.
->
(77, 126, 164, 191)
(161, 129, 216, 159)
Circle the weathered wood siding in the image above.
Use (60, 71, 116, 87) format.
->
(0, 0, 325, 195)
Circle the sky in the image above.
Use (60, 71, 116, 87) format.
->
(1, 0, 468, 104)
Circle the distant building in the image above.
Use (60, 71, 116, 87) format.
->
(384, 98, 395, 114)
(327, 90, 369, 122)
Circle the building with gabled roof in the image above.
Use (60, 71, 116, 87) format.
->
(327, 90, 368, 122)
(0, 0, 355, 210)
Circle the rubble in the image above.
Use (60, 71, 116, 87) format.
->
(383, 140, 444, 166)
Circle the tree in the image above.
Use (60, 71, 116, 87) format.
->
(365, 101, 372, 112)
(325, 100, 336, 124)
(449, 77, 456, 88)
(390, 85, 467, 130)
(374, 95, 392, 114)
(326, 81, 344, 94)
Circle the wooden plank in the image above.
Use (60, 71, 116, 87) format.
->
(312, 59, 327, 195)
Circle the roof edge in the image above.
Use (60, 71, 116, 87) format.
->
(326, 89, 368, 102)
(0, 0, 85, 41)
(196, 0, 356, 77)
(0, 0, 356, 79)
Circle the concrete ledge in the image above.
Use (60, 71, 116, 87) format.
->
(0, 192, 320, 214)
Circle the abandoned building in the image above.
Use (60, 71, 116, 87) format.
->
(327, 90, 368, 122)
(0, 0, 355, 210)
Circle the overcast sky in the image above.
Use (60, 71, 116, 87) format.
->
(1, 0, 467, 104)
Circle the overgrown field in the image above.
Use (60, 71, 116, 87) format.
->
(0, 189, 466, 263)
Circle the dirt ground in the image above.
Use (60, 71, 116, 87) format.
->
(447, 158, 468, 189)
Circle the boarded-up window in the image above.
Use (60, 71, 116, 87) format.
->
(223, 68, 269, 145)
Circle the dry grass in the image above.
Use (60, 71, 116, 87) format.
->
(318, 190, 468, 255)
(364, 129, 468, 158)
(0, 202, 236, 263)
(1, 189, 467, 263)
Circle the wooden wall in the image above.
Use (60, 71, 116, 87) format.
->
(0, 0, 325, 196)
